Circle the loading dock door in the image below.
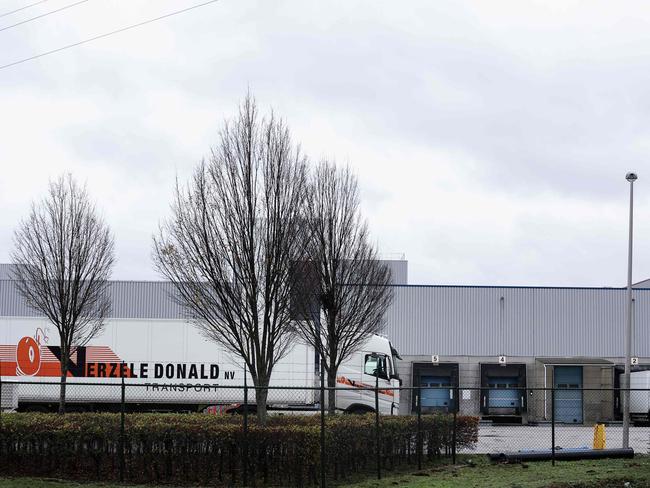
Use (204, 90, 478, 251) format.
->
(421, 376, 452, 408)
(412, 362, 459, 413)
(480, 363, 527, 415)
(487, 377, 520, 409)
(554, 366, 583, 423)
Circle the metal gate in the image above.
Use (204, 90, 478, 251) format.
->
(554, 366, 583, 423)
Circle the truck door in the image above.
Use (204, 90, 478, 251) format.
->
(363, 353, 393, 413)
(388, 354, 400, 415)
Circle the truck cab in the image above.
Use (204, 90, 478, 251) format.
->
(334, 335, 401, 415)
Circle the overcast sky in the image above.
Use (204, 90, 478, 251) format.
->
(1, 0, 649, 286)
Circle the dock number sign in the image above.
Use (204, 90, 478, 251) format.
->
(431, 355, 440, 364)
(632, 357, 639, 366)
(498, 355, 507, 365)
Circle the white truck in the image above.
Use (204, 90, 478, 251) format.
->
(630, 370, 650, 425)
(0, 316, 401, 415)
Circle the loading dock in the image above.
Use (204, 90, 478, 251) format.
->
(535, 358, 615, 424)
(480, 363, 527, 420)
(412, 362, 458, 413)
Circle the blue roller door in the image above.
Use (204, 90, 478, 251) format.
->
(488, 377, 520, 409)
(554, 366, 583, 423)
(421, 375, 451, 408)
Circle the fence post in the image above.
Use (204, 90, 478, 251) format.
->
(551, 386, 555, 467)
(375, 373, 381, 480)
(243, 363, 248, 487)
(320, 360, 326, 488)
(416, 385, 422, 470)
(119, 361, 125, 483)
(452, 386, 458, 465)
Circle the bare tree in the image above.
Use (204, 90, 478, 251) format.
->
(11, 175, 114, 414)
(295, 161, 393, 414)
(153, 95, 307, 425)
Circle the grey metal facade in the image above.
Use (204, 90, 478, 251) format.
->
(2, 266, 649, 359)
(0, 280, 185, 319)
(384, 285, 650, 359)
(0, 264, 15, 280)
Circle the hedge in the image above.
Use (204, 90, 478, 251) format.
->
(0, 412, 478, 486)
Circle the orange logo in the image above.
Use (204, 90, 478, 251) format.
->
(16, 336, 41, 376)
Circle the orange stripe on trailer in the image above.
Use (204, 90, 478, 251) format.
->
(336, 375, 395, 397)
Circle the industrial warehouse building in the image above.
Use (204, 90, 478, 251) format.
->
(384, 282, 650, 425)
(1, 262, 648, 424)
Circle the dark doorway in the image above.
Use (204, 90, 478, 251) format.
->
(412, 362, 459, 413)
(480, 363, 527, 418)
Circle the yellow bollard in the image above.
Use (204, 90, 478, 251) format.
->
(593, 423, 606, 449)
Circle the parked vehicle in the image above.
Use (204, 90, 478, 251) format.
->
(0, 318, 400, 414)
(630, 370, 650, 425)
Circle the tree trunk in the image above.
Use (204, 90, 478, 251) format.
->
(58, 363, 68, 415)
(255, 378, 270, 426)
(327, 367, 337, 415)
(327, 312, 338, 415)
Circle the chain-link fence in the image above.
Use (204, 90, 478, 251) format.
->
(1, 377, 648, 486)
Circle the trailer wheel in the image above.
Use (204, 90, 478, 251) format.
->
(66, 404, 89, 413)
(23, 405, 48, 413)
(345, 405, 374, 415)
(228, 404, 257, 415)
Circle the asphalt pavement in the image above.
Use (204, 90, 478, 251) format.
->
(464, 424, 650, 454)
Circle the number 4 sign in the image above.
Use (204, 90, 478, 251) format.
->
(498, 355, 507, 365)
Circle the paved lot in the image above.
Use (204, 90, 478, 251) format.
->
(464, 424, 650, 454)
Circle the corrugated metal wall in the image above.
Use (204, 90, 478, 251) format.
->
(0, 280, 185, 319)
(0, 264, 15, 280)
(2, 278, 649, 358)
(109, 281, 185, 319)
(0, 280, 38, 316)
(384, 285, 649, 358)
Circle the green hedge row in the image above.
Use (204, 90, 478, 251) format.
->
(0, 412, 478, 486)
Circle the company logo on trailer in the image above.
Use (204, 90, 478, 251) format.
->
(1, 328, 235, 381)
(15, 328, 48, 376)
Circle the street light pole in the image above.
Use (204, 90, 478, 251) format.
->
(623, 171, 637, 449)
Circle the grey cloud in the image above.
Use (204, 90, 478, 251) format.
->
(2, 0, 650, 285)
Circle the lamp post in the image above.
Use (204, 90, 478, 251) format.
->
(623, 171, 637, 449)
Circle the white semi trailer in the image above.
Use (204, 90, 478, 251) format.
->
(630, 370, 650, 424)
(0, 317, 401, 414)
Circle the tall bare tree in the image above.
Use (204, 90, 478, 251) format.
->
(11, 175, 114, 414)
(295, 161, 393, 414)
(153, 95, 307, 425)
